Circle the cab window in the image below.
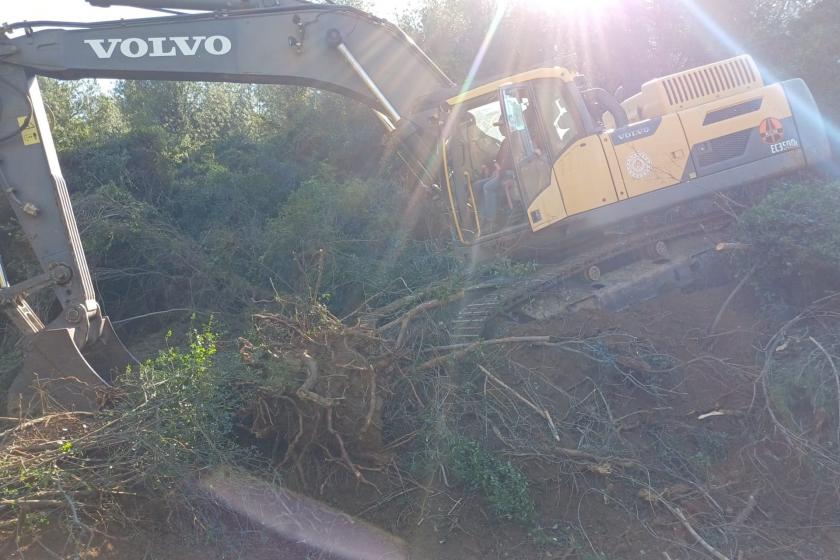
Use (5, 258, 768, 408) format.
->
(501, 88, 541, 163)
(468, 102, 503, 142)
(501, 86, 553, 207)
(533, 80, 580, 157)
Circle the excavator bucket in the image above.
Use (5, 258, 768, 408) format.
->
(7, 319, 138, 416)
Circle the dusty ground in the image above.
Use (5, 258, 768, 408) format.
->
(6, 279, 840, 560)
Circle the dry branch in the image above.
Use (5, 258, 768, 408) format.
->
(809, 336, 840, 446)
(662, 500, 732, 560)
(419, 336, 551, 370)
(477, 365, 559, 441)
(707, 264, 756, 337)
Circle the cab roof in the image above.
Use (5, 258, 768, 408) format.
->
(446, 67, 577, 106)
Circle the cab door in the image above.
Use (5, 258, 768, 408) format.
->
(440, 96, 508, 242)
(499, 86, 556, 228)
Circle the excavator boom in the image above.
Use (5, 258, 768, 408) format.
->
(0, 0, 452, 413)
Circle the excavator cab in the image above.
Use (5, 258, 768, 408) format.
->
(440, 72, 588, 245)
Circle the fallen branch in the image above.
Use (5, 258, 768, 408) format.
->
(477, 365, 559, 441)
(419, 336, 551, 370)
(714, 242, 751, 253)
(556, 447, 642, 470)
(378, 290, 464, 348)
(707, 264, 756, 337)
(731, 494, 756, 526)
(809, 336, 840, 446)
(662, 500, 731, 560)
(697, 409, 744, 421)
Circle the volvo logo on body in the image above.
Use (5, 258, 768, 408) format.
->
(616, 127, 651, 142)
(84, 36, 232, 59)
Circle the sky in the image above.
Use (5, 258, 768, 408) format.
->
(2, 0, 406, 32)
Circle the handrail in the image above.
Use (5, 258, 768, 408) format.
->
(463, 171, 482, 239)
(441, 141, 468, 245)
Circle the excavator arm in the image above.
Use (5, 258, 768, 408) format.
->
(0, 0, 453, 413)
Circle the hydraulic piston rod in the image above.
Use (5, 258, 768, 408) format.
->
(327, 29, 401, 123)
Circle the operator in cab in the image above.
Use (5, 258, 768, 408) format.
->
(478, 119, 516, 230)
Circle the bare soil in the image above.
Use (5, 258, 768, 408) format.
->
(7, 280, 840, 560)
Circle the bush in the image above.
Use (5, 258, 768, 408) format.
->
(262, 165, 456, 312)
(446, 435, 535, 524)
(737, 178, 840, 307)
(0, 324, 258, 551)
(116, 324, 253, 482)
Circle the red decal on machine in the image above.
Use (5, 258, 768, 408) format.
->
(759, 117, 784, 144)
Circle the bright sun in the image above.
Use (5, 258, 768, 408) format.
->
(529, 0, 621, 17)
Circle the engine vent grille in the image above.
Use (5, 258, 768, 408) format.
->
(696, 129, 752, 168)
(662, 56, 760, 107)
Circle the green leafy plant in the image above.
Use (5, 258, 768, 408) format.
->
(480, 256, 538, 280)
(446, 435, 535, 524)
(737, 178, 840, 308)
(116, 323, 252, 483)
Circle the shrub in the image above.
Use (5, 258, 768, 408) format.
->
(446, 435, 535, 524)
(737, 178, 840, 307)
(0, 324, 258, 551)
(115, 324, 253, 482)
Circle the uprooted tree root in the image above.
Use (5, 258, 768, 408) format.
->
(240, 300, 397, 485)
(236, 293, 573, 487)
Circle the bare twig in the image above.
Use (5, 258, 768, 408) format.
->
(477, 365, 559, 441)
(662, 500, 731, 560)
(419, 336, 550, 370)
(112, 308, 214, 325)
(808, 336, 840, 446)
(707, 264, 756, 337)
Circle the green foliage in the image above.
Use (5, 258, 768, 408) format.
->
(445, 435, 535, 524)
(263, 165, 456, 309)
(116, 324, 250, 480)
(737, 178, 840, 307)
(73, 183, 253, 320)
(480, 256, 538, 280)
(39, 78, 125, 152)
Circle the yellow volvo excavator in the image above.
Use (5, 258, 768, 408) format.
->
(0, 0, 831, 413)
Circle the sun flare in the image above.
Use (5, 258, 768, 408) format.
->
(529, 0, 621, 18)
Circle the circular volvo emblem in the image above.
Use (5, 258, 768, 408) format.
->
(626, 152, 653, 179)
